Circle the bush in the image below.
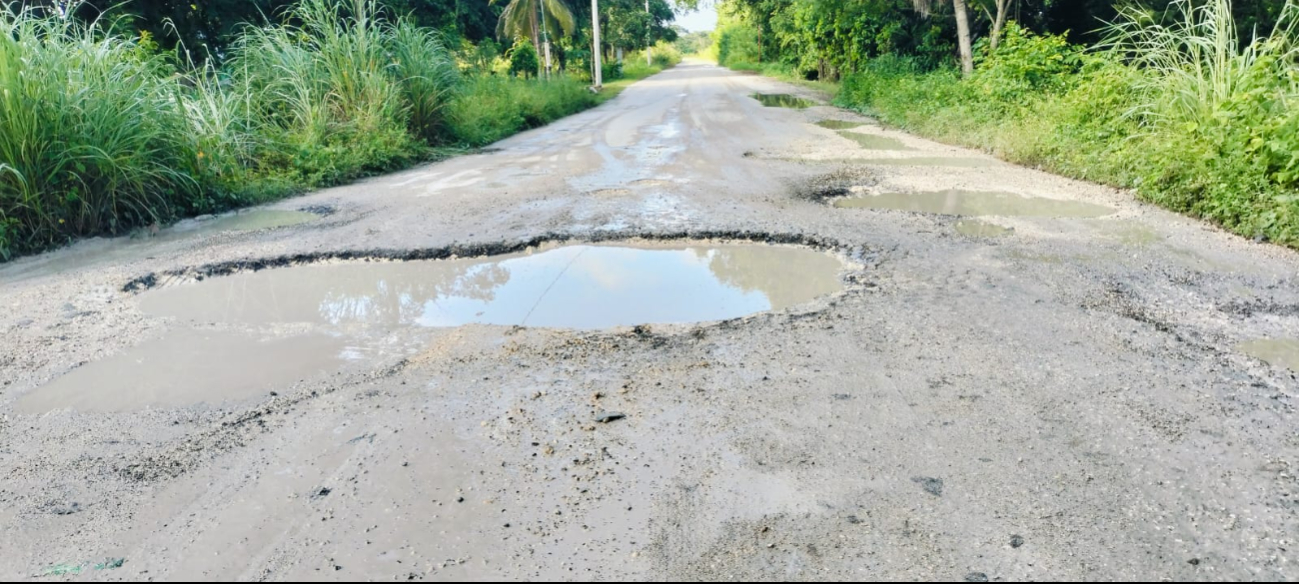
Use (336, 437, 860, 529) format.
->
(714, 24, 760, 67)
(509, 40, 540, 78)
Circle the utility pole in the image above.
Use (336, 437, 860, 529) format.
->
(540, 1, 551, 80)
(645, 0, 652, 66)
(591, 0, 602, 89)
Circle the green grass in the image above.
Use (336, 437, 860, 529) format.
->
(0, 0, 622, 261)
(447, 75, 600, 146)
(829, 7, 1299, 248)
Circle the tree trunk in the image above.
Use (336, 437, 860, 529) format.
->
(952, 0, 974, 75)
(531, 6, 541, 78)
(989, 0, 1009, 51)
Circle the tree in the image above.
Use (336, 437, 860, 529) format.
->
(496, 0, 576, 76)
(912, 0, 972, 74)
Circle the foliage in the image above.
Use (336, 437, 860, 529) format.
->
(509, 39, 541, 77)
(497, 0, 577, 48)
(1, 0, 636, 260)
(0, 4, 198, 253)
(835, 4, 1299, 247)
(675, 29, 713, 54)
(445, 74, 597, 146)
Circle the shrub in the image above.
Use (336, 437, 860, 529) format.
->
(509, 40, 540, 78)
(715, 24, 760, 67)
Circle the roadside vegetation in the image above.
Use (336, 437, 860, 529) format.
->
(714, 0, 1299, 247)
(0, 0, 686, 260)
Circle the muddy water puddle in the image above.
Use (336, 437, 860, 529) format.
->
(816, 120, 867, 130)
(1238, 339, 1299, 372)
(955, 219, 1013, 237)
(140, 243, 846, 330)
(17, 329, 357, 413)
(838, 131, 911, 151)
(752, 94, 815, 109)
(834, 190, 1114, 218)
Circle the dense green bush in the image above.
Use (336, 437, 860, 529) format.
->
(509, 40, 540, 78)
(715, 24, 760, 67)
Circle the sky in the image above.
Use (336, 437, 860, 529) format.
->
(675, 1, 719, 32)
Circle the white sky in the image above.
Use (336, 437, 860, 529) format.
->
(675, 1, 719, 32)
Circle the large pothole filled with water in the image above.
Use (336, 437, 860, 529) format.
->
(26, 241, 850, 413)
(140, 242, 848, 330)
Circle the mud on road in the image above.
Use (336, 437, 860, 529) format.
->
(2, 62, 1299, 581)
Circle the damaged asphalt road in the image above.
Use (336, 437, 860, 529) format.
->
(2, 61, 1299, 581)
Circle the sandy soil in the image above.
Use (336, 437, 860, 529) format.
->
(2, 61, 1298, 581)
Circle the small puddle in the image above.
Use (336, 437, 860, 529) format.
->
(753, 94, 815, 109)
(816, 120, 866, 130)
(139, 243, 847, 330)
(1237, 339, 1299, 372)
(17, 329, 354, 413)
(834, 190, 1114, 218)
(838, 131, 910, 151)
(955, 219, 1013, 237)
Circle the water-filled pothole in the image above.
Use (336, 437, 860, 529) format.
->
(834, 190, 1114, 218)
(139, 243, 847, 330)
(753, 94, 815, 109)
(816, 120, 866, 130)
(955, 219, 1013, 237)
(838, 131, 911, 151)
(17, 329, 355, 413)
(1238, 339, 1299, 372)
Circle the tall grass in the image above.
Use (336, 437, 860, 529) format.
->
(0, 0, 604, 260)
(0, 4, 197, 256)
(1104, 0, 1299, 129)
(228, 0, 455, 186)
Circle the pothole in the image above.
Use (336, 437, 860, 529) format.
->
(834, 190, 1114, 218)
(955, 219, 1013, 238)
(752, 94, 815, 109)
(138, 242, 849, 331)
(838, 131, 911, 151)
(17, 329, 357, 413)
(1238, 339, 1299, 372)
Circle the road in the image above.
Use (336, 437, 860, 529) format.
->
(2, 61, 1298, 581)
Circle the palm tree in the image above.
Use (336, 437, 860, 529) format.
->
(497, 0, 576, 77)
